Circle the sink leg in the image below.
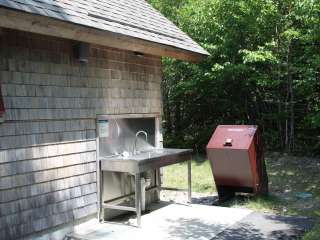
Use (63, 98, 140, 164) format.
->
(135, 173, 142, 227)
(156, 168, 162, 200)
(188, 159, 192, 203)
(97, 161, 103, 222)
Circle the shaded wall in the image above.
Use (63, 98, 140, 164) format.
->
(0, 28, 162, 239)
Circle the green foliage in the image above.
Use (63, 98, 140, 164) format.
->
(149, 0, 320, 155)
(303, 223, 320, 240)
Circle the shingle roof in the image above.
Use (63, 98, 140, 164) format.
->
(0, 0, 209, 58)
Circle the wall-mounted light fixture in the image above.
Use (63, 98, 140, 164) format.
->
(134, 51, 144, 57)
(74, 42, 90, 63)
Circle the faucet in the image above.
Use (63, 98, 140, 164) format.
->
(133, 130, 148, 155)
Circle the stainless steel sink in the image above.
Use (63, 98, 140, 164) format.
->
(100, 148, 192, 174)
(99, 147, 193, 227)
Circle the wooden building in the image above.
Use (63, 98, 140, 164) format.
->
(0, 0, 208, 239)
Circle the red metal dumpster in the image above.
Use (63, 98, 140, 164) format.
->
(207, 125, 268, 202)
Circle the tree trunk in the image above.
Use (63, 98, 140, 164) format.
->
(174, 101, 181, 134)
(275, 24, 284, 149)
(286, 41, 294, 153)
(278, 99, 283, 148)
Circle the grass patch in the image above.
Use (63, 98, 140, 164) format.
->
(162, 159, 216, 193)
(162, 154, 320, 239)
(303, 223, 320, 240)
(222, 195, 285, 213)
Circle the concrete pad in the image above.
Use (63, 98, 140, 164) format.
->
(69, 202, 253, 240)
(212, 212, 315, 240)
(67, 202, 314, 240)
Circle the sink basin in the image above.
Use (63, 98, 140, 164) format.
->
(100, 148, 192, 174)
(124, 148, 168, 159)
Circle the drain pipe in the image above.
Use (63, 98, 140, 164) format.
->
(141, 177, 152, 212)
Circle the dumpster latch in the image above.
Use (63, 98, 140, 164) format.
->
(224, 138, 233, 147)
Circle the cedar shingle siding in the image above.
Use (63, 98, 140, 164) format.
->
(0, 29, 162, 239)
(0, 84, 4, 118)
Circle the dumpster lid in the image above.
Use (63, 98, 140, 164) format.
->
(207, 125, 258, 150)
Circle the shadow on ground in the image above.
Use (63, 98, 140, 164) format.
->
(189, 194, 315, 239)
(211, 213, 315, 240)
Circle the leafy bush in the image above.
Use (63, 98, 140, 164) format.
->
(149, 0, 320, 155)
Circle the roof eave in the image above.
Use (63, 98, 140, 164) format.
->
(0, 7, 208, 62)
